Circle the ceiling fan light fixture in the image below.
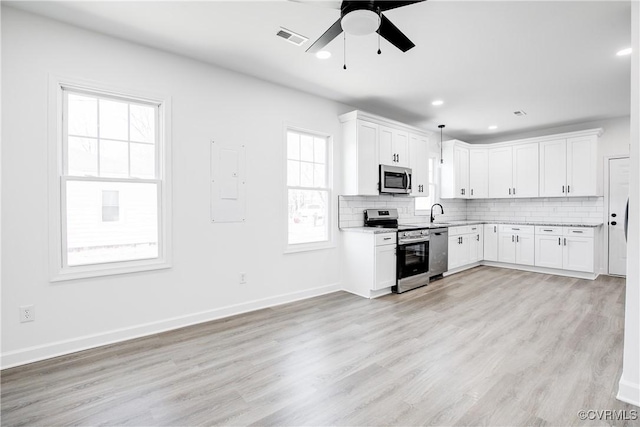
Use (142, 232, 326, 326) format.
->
(316, 50, 332, 59)
(341, 9, 381, 36)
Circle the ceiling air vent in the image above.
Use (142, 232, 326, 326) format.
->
(513, 110, 527, 116)
(276, 27, 308, 46)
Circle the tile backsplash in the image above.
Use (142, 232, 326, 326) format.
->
(466, 197, 605, 223)
(338, 195, 467, 228)
(338, 195, 604, 228)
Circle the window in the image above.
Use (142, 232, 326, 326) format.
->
(415, 157, 437, 215)
(50, 80, 171, 280)
(286, 128, 332, 251)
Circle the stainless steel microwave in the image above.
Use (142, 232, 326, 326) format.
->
(380, 164, 412, 194)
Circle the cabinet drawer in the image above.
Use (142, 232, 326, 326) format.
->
(499, 225, 534, 234)
(449, 226, 470, 236)
(375, 233, 397, 246)
(563, 227, 594, 237)
(535, 226, 563, 236)
(468, 224, 482, 233)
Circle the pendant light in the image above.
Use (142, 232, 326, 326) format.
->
(438, 124, 445, 164)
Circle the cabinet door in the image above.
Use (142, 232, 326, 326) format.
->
(459, 235, 472, 267)
(483, 224, 499, 261)
(539, 139, 567, 197)
(409, 133, 429, 197)
(566, 136, 597, 197)
(498, 233, 516, 263)
(379, 125, 395, 166)
(563, 236, 594, 273)
(515, 234, 535, 266)
(469, 148, 488, 198)
(535, 235, 563, 269)
(355, 120, 379, 196)
(488, 146, 513, 198)
(374, 244, 397, 290)
(454, 145, 470, 198)
(512, 143, 539, 198)
(395, 131, 410, 167)
(475, 228, 484, 262)
(448, 235, 462, 270)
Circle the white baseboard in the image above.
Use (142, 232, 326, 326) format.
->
(1, 283, 341, 370)
(481, 261, 598, 280)
(617, 376, 640, 407)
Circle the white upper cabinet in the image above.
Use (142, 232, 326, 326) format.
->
(469, 148, 488, 198)
(441, 128, 601, 199)
(441, 140, 469, 198)
(409, 133, 429, 197)
(379, 125, 409, 167)
(512, 143, 539, 198)
(566, 135, 598, 196)
(488, 146, 513, 198)
(539, 139, 567, 197)
(340, 111, 432, 196)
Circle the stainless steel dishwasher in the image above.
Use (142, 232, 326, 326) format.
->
(429, 227, 448, 280)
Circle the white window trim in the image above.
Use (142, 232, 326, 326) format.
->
(283, 124, 335, 254)
(48, 75, 172, 281)
(415, 156, 438, 216)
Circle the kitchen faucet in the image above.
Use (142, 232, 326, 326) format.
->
(430, 203, 444, 223)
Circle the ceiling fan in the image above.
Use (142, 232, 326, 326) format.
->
(304, 1, 426, 54)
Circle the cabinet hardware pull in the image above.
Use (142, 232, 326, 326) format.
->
(517, 235, 519, 243)
(512, 228, 520, 230)
(564, 238, 567, 246)
(567, 185, 570, 193)
(558, 237, 561, 245)
(509, 188, 511, 195)
(562, 185, 565, 193)
(384, 237, 392, 240)
(477, 234, 480, 241)
(512, 235, 514, 242)
(494, 226, 497, 232)
(397, 154, 400, 162)
(572, 230, 583, 233)
(543, 229, 553, 232)
(471, 189, 474, 196)
(513, 187, 516, 195)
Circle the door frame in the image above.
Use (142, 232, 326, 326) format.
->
(603, 155, 630, 276)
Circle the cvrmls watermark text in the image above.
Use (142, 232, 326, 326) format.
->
(577, 410, 638, 421)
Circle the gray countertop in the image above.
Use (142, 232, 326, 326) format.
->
(340, 220, 603, 233)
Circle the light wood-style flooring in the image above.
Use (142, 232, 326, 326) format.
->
(2, 266, 638, 426)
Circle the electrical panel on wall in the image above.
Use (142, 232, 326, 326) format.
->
(211, 141, 246, 222)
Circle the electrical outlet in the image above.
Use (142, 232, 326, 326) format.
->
(19, 305, 35, 323)
(239, 272, 247, 284)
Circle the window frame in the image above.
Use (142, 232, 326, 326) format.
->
(415, 156, 438, 216)
(48, 76, 172, 281)
(283, 124, 334, 253)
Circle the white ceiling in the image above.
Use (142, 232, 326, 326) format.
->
(8, 0, 632, 141)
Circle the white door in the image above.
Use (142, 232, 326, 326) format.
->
(374, 244, 396, 290)
(539, 139, 567, 197)
(516, 234, 535, 266)
(566, 136, 597, 196)
(488, 146, 513, 198)
(394, 130, 410, 167)
(498, 233, 516, 263)
(469, 148, 489, 198)
(512, 143, 539, 198)
(454, 145, 470, 198)
(378, 126, 395, 165)
(483, 224, 499, 261)
(535, 235, 563, 269)
(563, 236, 595, 273)
(609, 157, 629, 276)
(448, 235, 462, 269)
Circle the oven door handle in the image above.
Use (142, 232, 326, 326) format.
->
(399, 237, 430, 244)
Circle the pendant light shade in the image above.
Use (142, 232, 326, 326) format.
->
(438, 124, 445, 164)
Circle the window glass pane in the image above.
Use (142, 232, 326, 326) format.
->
(68, 94, 97, 137)
(287, 132, 300, 160)
(314, 137, 326, 164)
(99, 99, 128, 141)
(68, 137, 98, 176)
(287, 160, 300, 186)
(314, 164, 325, 188)
(100, 140, 129, 177)
(300, 162, 314, 187)
(66, 181, 158, 266)
(102, 190, 119, 206)
(130, 143, 155, 179)
(300, 134, 314, 162)
(130, 104, 155, 143)
(288, 189, 328, 245)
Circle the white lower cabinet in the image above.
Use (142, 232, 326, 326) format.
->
(375, 242, 397, 290)
(343, 231, 396, 298)
(534, 226, 595, 273)
(534, 227, 563, 269)
(448, 225, 482, 270)
(498, 225, 534, 266)
(483, 224, 499, 261)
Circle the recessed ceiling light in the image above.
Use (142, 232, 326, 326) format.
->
(316, 51, 331, 59)
(488, 125, 498, 130)
(432, 100, 444, 106)
(617, 47, 632, 56)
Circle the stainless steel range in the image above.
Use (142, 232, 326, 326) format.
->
(364, 209, 430, 294)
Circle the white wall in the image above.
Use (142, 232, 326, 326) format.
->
(1, 7, 354, 367)
(618, 1, 640, 408)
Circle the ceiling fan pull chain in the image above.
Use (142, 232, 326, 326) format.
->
(343, 32, 347, 70)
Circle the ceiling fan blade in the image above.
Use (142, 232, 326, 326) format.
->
(374, 1, 426, 12)
(306, 18, 343, 53)
(377, 14, 415, 52)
